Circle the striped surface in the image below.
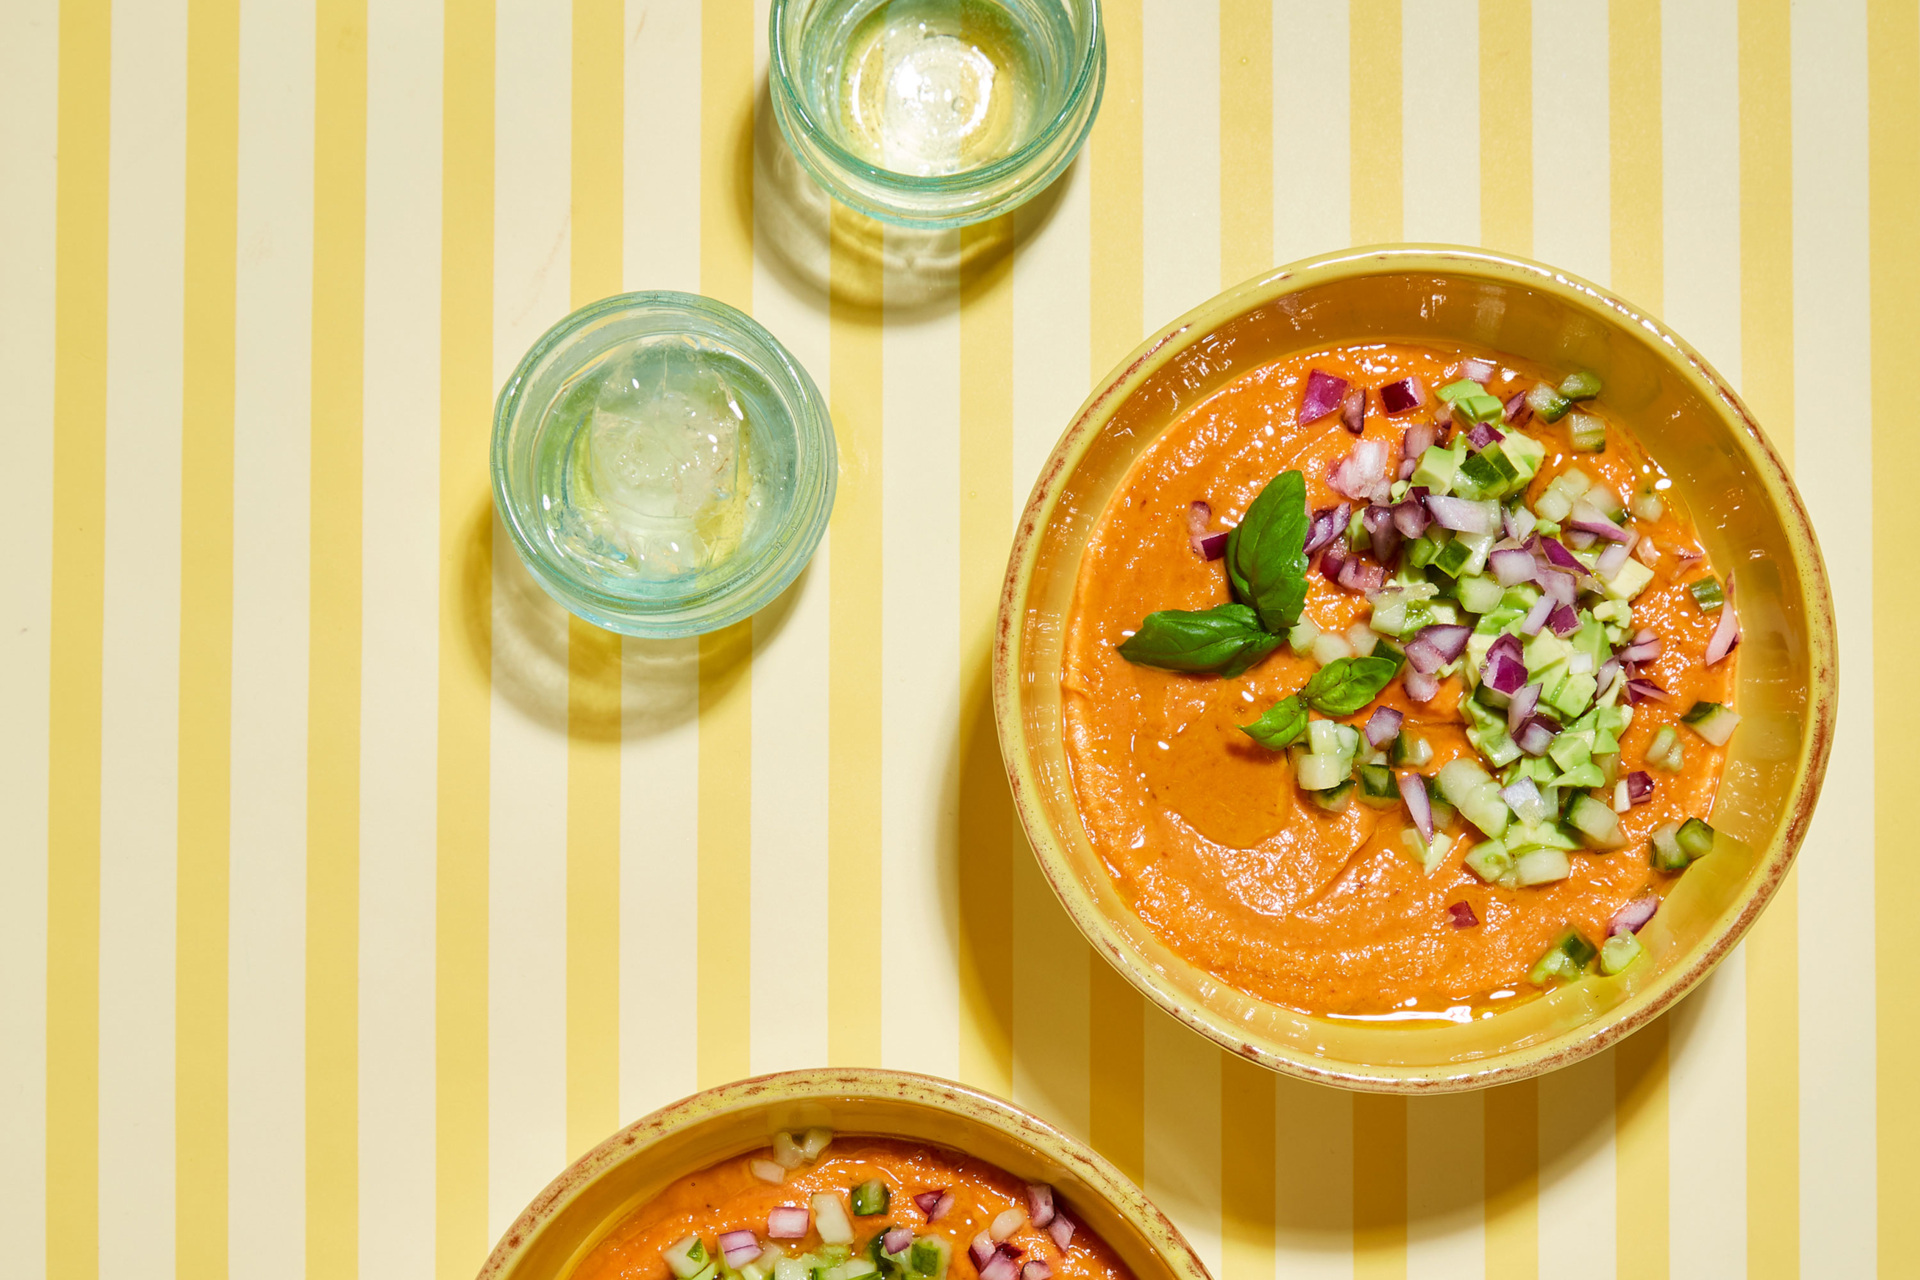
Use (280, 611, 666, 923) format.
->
(0, 1, 1910, 1278)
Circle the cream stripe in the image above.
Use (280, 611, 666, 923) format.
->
(877, 238, 962, 1079)
(100, 3, 187, 1274)
(617, 0, 700, 1123)
(1401, 0, 1480, 246)
(229, 0, 315, 1270)
(1141, 0, 1220, 324)
(1274, 1079, 1350, 1280)
(1144, 1013, 1223, 1279)
(1531, 0, 1609, 286)
(1407, 1094, 1482, 1280)
(359, 0, 443, 1273)
(0, 2, 57, 1274)
(1271, 0, 1348, 266)
(1787, 5, 1875, 1274)
(488, 0, 572, 1240)
(1661, 0, 1740, 373)
(1537, 1055, 1614, 1280)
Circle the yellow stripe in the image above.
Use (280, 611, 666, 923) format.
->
(1483, 1080, 1537, 1280)
(826, 206, 885, 1068)
(1868, 3, 1919, 1270)
(46, 2, 110, 1276)
(309, 1, 366, 1275)
(1352, 1095, 1406, 1280)
(1348, 0, 1400, 245)
(1604, 10, 1668, 1277)
(1219, 0, 1272, 285)
(437, 1, 493, 1273)
(694, 0, 754, 1089)
(1220, 1057, 1275, 1280)
(1737, 6, 1798, 1276)
(1478, 0, 1530, 256)
(1087, 0, 1144, 1185)
(565, 0, 624, 1159)
(957, 218, 1015, 1097)
(178, 0, 238, 1276)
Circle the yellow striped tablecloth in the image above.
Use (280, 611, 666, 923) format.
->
(1, 1, 1911, 1277)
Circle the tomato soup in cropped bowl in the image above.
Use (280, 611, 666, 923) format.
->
(995, 247, 1835, 1091)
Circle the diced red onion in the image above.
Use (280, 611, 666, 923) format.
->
(1595, 540, 1631, 579)
(1398, 772, 1433, 841)
(1397, 457, 1417, 481)
(1047, 1217, 1075, 1252)
(1425, 494, 1500, 535)
(1197, 531, 1228, 560)
(996, 1244, 1025, 1263)
(1537, 536, 1582, 571)
(914, 1191, 946, 1220)
(1023, 1265, 1053, 1280)
(1303, 503, 1349, 557)
(1520, 594, 1554, 636)
(1319, 541, 1348, 582)
(1391, 499, 1430, 538)
(1402, 420, 1435, 462)
(721, 1231, 763, 1267)
(934, 1192, 955, 1222)
(1461, 357, 1496, 382)
(1565, 528, 1597, 551)
(1618, 629, 1662, 664)
(1548, 603, 1580, 636)
(1337, 556, 1385, 595)
(884, 1229, 915, 1256)
(1414, 622, 1470, 665)
(1482, 634, 1527, 695)
(1533, 569, 1574, 608)
(1489, 547, 1535, 586)
(1608, 894, 1659, 936)
(1447, 901, 1479, 929)
(1365, 706, 1404, 748)
(1403, 668, 1441, 703)
(1626, 771, 1653, 805)
(991, 1210, 1024, 1242)
(1466, 422, 1505, 450)
(1340, 385, 1365, 434)
(1363, 505, 1401, 565)
(1507, 680, 1542, 734)
(981, 1252, 1020, 1280)
(971, 1234, 996, 1269)
(1504, 391, 1532, 424)
(1433, 402, 1454, 428)
(1382, 377, 1427, 415)
(1503, 506, 1532, 541)
(1595, 658, 1622, 702)
(1568, 501, 1632, 543)
(1187, 501, 1211, 551)
(1298, 369, 1348, 424)
(1025, 1184, 1055, 1229)
(1625, 678, 1673, 705)
(1516, 715, 1558, 756)
(1706, 572, 1740, 664)
(768, 1206, 811, 1239)
(1369, 479, 1393, 506)
(1328, 438, 1389, 501)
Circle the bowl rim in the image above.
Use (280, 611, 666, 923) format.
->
(476, 1067, 1214, 1280)
(992, 243, 1839, 1092)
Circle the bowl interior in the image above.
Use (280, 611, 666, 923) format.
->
(481, 1070, 1211, 1280)
(999, 247, 1835, 1090)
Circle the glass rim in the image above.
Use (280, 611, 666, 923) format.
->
(767, 0, 1106, 196)
(490, 290, 837, 637)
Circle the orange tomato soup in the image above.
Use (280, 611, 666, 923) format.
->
(1061, 343, 1733, 1017)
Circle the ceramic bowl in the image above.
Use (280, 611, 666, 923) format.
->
(478, 1068, 1213, 1280)
(993, 245, 1837, 1092)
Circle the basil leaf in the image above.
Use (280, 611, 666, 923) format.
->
(1302, 655, 1399, 717)
(1225, 470, 1310, 633)
(1240, 694, 1309, 750)
(1116, 604, 1282, 677)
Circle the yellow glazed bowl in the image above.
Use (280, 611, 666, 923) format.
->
(994, 245, 1837, 1093)
(478, 1069, 1213, 1280)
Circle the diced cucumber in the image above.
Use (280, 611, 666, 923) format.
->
(1345, 506, 1368, 549)
(1357, 764, 1399, 806)
(666, 1237, 712, 1279)
(1599, 931, 1644, 975)
(1604, 558, 1654, 601)
(1436, 758, 1493, 806)
(1566, 792, 1625, 848)
(850, 1180, 889, 1216)
(1547, 670, 1597, 721)
(1406, 533, 1443, 568)
(1533, 488, 1573, 524)
(1676, 818, 1716, 859)
(1429, 794, 1459, 832)
(1346, 623, 1379, 657)
(1514, 847, 1572, 885)
(1311, 630, 1355, 667)
(1649, 822, 1688, 871)
(1392, 732, 1433, 767)
(1681, 701, 1741, 746)
(1288, 617, 1321, 656)
(1310, 780, 1356, 813)
(1631, 492, 1665, 521)
(775, 1258, 811, 1280)
(1499, 433, 1546, 487)
(1523, 630, 1571, 681)
(1502, 777, 1554, 825)
(1459, 784, 1512, 839)
(1558, 370, 1603, 400)
(1528, 927, 1598, 984)
(1526, 382, 1572, 423)
(1458, 449, 1506, 495)
(1507, 819, 1578, 852)
(1367, 594, 1408, 637)
(1456, 530, 1497, 577)
(1432, 536, 1476, 579)
(1457, 574, 1504, 614)
(1464, 839, 1514, 885)
(1307, 718, 1344, 756)
(1548, 729, 1595, 772)
(1411, 444, 1463, 494)
(1689, 576, 1724, 612)
(1646, 725, 1683, 772)
(813, 1194, 855, 1245)
(908, 1238, 950, 1280)
(1295, 752, 1348, 792)
(1551, 762, 1606, 790)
